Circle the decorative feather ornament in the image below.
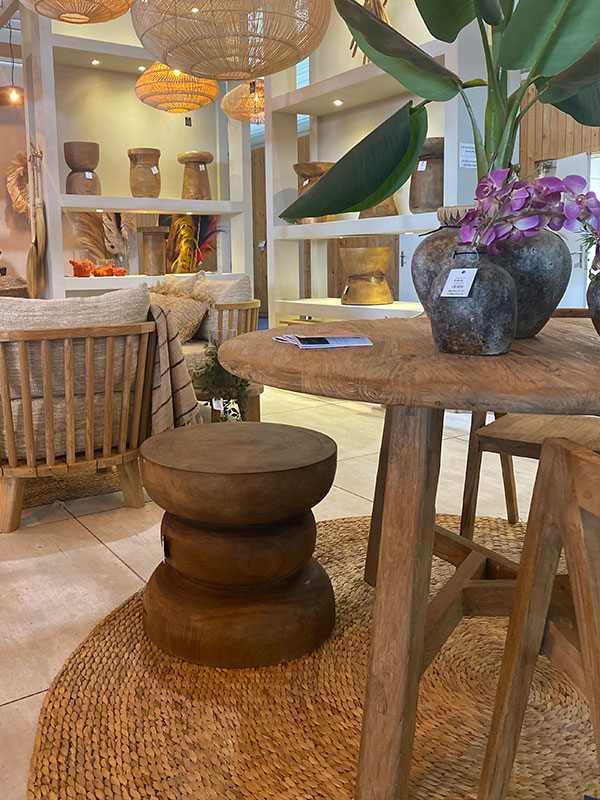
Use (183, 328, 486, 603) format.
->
(6, 151, 30, 219)
(71, 212, 109, 260)
(350, 0, 390, 62)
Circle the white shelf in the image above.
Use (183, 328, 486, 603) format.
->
(60, 195, 244, 215)
(275, 297, 423, 320)
(63, 274, 178, 291)
(268, 41, 448, 117)
(272, 213, 439, 240)
(52, 34, 152, 74)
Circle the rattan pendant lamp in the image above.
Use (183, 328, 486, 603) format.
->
(130, 0, 331, 80)
(135, 62, 219, 113)
(220, 79, 264, 124)
(33, 0, 130, 23)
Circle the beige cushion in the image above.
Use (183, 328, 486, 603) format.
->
(192, 272, 252, 339)
(163, 274, 199, 293)
(0, 286, 150, 399)
(148, 289, 210, 344)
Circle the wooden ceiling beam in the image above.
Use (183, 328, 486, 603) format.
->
(0, 0, 19, 31)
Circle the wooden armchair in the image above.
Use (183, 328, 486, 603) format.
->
(0, 321, 156, 533)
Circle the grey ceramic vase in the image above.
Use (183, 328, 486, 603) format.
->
(429, 250, 517, 355)
(487, 229, 572, 338)
(587, 278, 600, 336)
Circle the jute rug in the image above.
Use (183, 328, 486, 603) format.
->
(23, 469, 121, 508)
(29, 515, 599, 800)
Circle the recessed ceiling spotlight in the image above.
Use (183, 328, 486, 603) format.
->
(91, 59, 100, 65)
(332, 98, 344, 106)
(95, 208, 104, 213)
(138, 65, 146, 71)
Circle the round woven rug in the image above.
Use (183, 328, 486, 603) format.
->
(29, 515, 599, 800)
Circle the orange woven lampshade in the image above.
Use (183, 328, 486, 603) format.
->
(33, 0, 130, 23)
(130, 0, 331, 80)
(220, 79, 264, 124)
(135, 62, 219, 113)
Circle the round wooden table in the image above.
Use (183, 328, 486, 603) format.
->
(219, 316, 600, 800)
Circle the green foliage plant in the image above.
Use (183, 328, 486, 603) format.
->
(282, 0, 600, 223)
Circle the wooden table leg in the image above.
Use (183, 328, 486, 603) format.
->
(364, 405, 393, 586)
(356, 405, 444, 800)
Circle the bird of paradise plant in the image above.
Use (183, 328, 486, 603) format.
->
(282, 0, 600, 223)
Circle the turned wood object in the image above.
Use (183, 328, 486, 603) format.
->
(64, 141, 101, 195)
(409, 137, 444, 213)
(128, 148, 161, 198)
(293, 161, 335, 223)
(138, 226, 168, 275)
(340, 246, 393, 305)
(140, 422, 337, 668)
(178, 150, 213, 200)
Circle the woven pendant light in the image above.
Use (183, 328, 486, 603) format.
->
(135, 62, 219, 113)
(130, 0, 331, 80)
(221, 79, 264, 124)
(33, 0, 130, 23)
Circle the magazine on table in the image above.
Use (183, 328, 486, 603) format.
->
(273, 333, 373, 349)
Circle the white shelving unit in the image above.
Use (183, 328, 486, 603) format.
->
(20, 11, 253, 299)
(263, 24, 487, 325)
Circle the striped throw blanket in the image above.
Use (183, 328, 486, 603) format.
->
(149, 304, 201, 434)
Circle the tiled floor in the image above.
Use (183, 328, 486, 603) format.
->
(0, 387, 539, 800)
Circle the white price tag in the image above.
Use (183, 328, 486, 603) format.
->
(85, 171, 93, 179)
(200, 164, 206, 170)
(459, 142, 477, 169)
(151, 166, 159, 174)
(417, 160, 427, 172)
(440, 268, 478, 298)
(211, 397, 224, 411)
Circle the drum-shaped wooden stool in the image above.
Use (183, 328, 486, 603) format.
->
(140, 423, 337, 668)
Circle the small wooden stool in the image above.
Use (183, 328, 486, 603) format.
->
(140, 422, 337, 668)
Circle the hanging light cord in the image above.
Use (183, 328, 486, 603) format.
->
(8, 18, 15, 88)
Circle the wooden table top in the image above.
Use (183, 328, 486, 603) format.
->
(218, 316, 600, 415)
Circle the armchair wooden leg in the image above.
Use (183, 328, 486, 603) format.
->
(460, 411, 487, 539)
(117, 460, 145, 508)
(0, 477, 25, 533)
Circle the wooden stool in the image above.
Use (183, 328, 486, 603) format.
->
(140, 422, 337, 668)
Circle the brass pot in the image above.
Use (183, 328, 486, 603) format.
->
(340, 246, 393, 305)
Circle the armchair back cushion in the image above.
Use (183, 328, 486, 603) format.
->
(192, 272, 252, 339)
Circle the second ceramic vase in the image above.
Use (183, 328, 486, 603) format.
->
(428, 249, 517, 355)
(587, 278, 600, 336)
(128, 148, 161, 198)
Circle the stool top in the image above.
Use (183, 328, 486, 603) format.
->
(140, 422, 337, 476)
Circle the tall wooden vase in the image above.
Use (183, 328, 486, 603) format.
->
(178, 151, 213, 200)
(128, 148, 161, 198)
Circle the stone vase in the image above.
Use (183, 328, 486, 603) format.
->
(587, 278, 600, 336)
(128, 148, 161, 198)
(411, 206, 473, 313)
(428, 249, 517, 355)
(64, 141, 101, 195)
(487, 229, 572, 338)
(340, 246, 393, 305)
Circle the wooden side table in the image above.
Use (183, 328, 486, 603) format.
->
(219, 316, 600, 799)
(140, 422, 337, 668)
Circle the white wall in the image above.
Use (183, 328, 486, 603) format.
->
(54, 63, 223, 199)
(52, 14, 141, 47)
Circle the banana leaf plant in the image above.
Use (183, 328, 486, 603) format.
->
(281, 0, 600, 223)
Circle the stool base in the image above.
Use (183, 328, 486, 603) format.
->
(143, 558, 335, 668)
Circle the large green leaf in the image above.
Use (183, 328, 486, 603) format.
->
(475, 0, 504, 26)
(499, 0, 600, 76)
(413, 0, 476, 42)
(280, 104, 428, 223)
(537, 39, 600, 125)
(335, 0, 461, 101)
